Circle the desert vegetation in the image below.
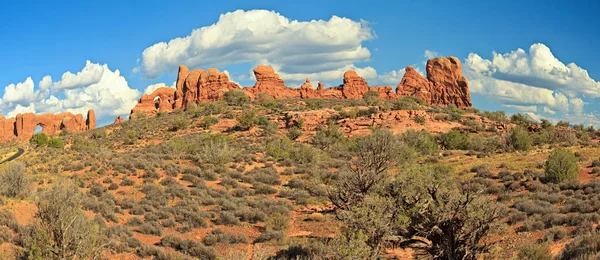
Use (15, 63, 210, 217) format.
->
(0, 97, 598, 259)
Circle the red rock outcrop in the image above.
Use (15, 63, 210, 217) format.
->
(114, 116, 124, 124)
(86, 109, 96, 130)
(174, 65, 190, 110)
(244, 65, 300, 99)
(130, 88, 176, 118)
(179, 68, 241, 108)
(339, 70, 370, 99)
(397, 56, 471, 108)
(128, 56, 472, 120)
(0, 111, 95, 141)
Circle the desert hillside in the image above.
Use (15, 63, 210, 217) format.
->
(0, 87, 598, 259)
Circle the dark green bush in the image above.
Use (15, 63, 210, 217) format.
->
(545, 147, 578, 183)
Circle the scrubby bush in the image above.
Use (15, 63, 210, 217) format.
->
(0, 162, 28, 198)
(391, 96, 424, 110)
(545, 147, 579, 183)
(400, 129, 438, 155)
(30, 133, 49, 147)
(511, 126, 532, 151)
(47, 137, 64, 149)
(170, 117, 190, 131)
(438, 129, 468, 150)
(237, 109, 256, 130)
(362, 91, 380, 106)
(224, 89, 249, 106)
(23, 181, 106, 259)
(518, 243, 552, 260)
(287, 127, 302, 140)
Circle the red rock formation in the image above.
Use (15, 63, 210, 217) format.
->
(174, 65, 190, 110)
(339, 70, 370, 99)
(86, 109, 96, 130)
(128, 57, 472, 120)
(130, 88, 176, 118)
(114, 116, 124, 124)
(178, 68, 241, 108)
(198, 68, 240, 101)
(369, 86, 397, 99)
(396, 66, 433, 103)
(298, 78, 319, 98)
(0, 111, 95, 141)
(426, 56, 471, 108)
(244, 65, 300, 99)
(397, 57, 471, 108)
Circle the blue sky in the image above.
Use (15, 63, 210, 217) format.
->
(1, 0, 599, 126)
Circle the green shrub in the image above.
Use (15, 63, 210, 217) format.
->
(236, 109, 256, 130)
(362, 91, 380, 106)
(413, 115, 425, 124)
(30, 133, 49, 147)
(391, 96, 423, 110)
(399, 129, 438, 155)
(47, 137, 64, 149)
(224, 89, 249, 106)
(518, 243, 551, 260)
(545, 147, 578, 183)
(170, 118, 190, 131)
(287, 127, 302, 140)
(201, 116, 218, 129)
(483, 110, 508, 122)
(306, 99, 323, 110)
(438, 130, 468, 150)
(511, 127, 532, 151)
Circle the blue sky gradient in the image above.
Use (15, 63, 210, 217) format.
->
(1, 0, 599, 125)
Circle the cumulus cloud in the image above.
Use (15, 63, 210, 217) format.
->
(53, 60, 105, 90)
(466, 43, 600, 98)
(0, 61, 140, 123)
(136, 9, 374, 82)
(143, 82, 175, 95)
(465, 43, 600, 126)
(465, 43, 599, 114)
(424, 50, 438, 59)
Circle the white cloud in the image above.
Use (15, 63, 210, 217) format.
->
(53, 60, 105, 90)
(137, 9, 375, 81)
(0, 61, 140, 123)
(502, 104, 537, 112)
(424, 50, 438, 59)
(465, 43, 600, 127)
(0, 77, 38, 105)
(466, 43, 600, 98)
(543, 106, 556, 115)
(6, 104, 35, 118)
(143, 82, 176, 95)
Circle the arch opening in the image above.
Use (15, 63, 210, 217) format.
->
(34, 124, 43, 134)
(153, 96, 161, 109)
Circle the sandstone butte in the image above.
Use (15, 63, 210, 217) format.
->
(0, 109, 96, 142)
(129, 56, 472, 118)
